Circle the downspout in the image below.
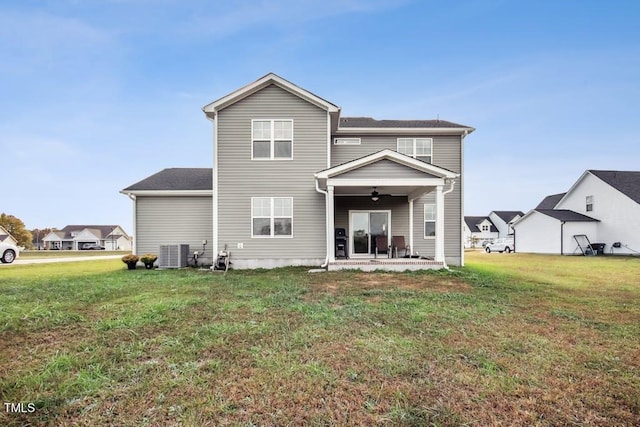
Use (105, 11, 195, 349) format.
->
(127, 193, 137, 254)
(315, 178, 330, 268)
(560, 221, 565, 255)
(439, 179, 457, 268)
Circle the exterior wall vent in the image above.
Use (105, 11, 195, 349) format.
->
(158, 244, 189, 268)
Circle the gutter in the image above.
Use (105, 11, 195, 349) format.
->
(315, 178, 330, 268)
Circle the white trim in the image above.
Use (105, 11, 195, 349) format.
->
(348, 210, 392, 258)
(251, 197, 294, 238)
(120, 190, 213, 197)
(335, 127, 473, 136)
(203, 73, 340, 115)
(327, 111, 331, 169)
(328, 186, 335, 261)
(328, 177, 446, 187)
(251, 119, 294, 161)
(315, 149, 458, 180)
(333, 137, 361, 145)
(212, 114, 219, 254)
(460, 132, 466, 266)
(397, 137, 433, 163)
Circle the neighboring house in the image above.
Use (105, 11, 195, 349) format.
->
(463, 216, 498, 248)
(122, 73, 474, 270)
(0, 226, 18, 246)
(42, 225, 132, 250)
(488, 211, 524, 238)
(513, 170, 640, 255)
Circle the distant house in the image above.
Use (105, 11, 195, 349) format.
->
(513, 170, 640, 255)
(463, 216, 498, 248)
(488, 211, 524, 238)
(0, 226, 18, 246)
(42, 225, 132, 251)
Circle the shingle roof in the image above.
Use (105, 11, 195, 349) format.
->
(492, 211, 525, 223)
(122, 168, 213, 191)
(536, 193, 566, 209)
(464, 216, 497, 233)
(536, 209, 599, 222)
(589, 170, 640, 205)
(339, 117, 472, 129)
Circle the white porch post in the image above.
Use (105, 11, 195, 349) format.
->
(408, 199, 414, 255)
(328, 185, 335, 262)
(435, 184, 445, 263)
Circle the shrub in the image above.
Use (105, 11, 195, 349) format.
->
(121, 254, 140, 264)
(140, 254, 157, 264)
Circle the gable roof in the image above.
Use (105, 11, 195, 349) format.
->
(491, 211, 525, 223)
(535, 209, 600, 222)
(122, 168, 213, 193)
(203, 72, 340, 117)
(464, 216, 497, 233)
(315, 149, 459, 180)
(536, 192, 566, 209)
(589, 170, 640, 205)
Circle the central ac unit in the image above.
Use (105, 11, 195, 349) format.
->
(158, 244, 189, 268)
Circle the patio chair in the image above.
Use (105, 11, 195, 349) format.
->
(374, 235, 391, 258)
(392, 236, 410, 258)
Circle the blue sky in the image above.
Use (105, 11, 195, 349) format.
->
(1, 0, 639, 232)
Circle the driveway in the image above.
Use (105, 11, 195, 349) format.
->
(2, 255, 123, 265)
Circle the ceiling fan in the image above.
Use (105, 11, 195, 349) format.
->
(370, 187, 391, 202)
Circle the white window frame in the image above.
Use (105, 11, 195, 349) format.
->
(251, 119, 293, 160)
(333, 137, 361, 145)
(586, 195, 593, 212)
(251, 197, 293, 238)
(481, 224, 489, 232)
(424, 203, 436, 239)
(397, 138, 433, 163)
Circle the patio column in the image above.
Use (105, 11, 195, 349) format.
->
(328, 185, 335, 262)
(408, 199, 414, 255)
(435, 184, 445, 263)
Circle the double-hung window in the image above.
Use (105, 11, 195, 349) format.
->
(252, 197, 293, 237)
(397, 138, 432, 163)
(252, 119, 293, 160)
(424, 204, 436, 237)
(586, 195, 594, 212)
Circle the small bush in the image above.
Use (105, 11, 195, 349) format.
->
(121, 254, 139, 264)
(140, 254, 157, 264)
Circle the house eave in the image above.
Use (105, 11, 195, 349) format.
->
(119, 190, 213, 197)
(334, 127, 474, 136)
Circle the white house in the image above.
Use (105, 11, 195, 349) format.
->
(0, 226, 18, 246)
(488, 211, 524, 238)
(463, 216, 498, 248)
(43, 225, 132, 251)
(513, 170, 640, 255)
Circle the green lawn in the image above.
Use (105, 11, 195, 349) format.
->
(19, 250, 130, 259)
(1, 255, 638, 426)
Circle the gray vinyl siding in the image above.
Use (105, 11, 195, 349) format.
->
(136, 196, 213, 263)
(217, 84, 327, 260)
(337, 159, 434, 179)
(332, 135, 463, 265)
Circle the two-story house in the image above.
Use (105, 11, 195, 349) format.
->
(463, 216, 498, 248)
(513, 170, 640, 255)
(122, 73, 474, 270)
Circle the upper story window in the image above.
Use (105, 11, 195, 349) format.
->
(586, 195, 594, 212)
(334, 138, 361, 145)
(481, 225, 489, 232)
(397, 138, 432, 163)
(252, 119, 293, 160)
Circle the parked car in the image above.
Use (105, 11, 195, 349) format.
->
(82, 243, 105, 250)
(485, 238, 514, 253)
(0, 241, 20, 263)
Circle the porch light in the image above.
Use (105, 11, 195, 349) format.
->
(371, 187, 379, 202)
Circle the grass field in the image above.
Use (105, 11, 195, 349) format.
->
(1, 254, 638, 426)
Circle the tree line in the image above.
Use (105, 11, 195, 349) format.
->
(0, 213, 53, 249)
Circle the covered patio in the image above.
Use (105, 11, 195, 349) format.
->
(315, 150, 459, 271)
